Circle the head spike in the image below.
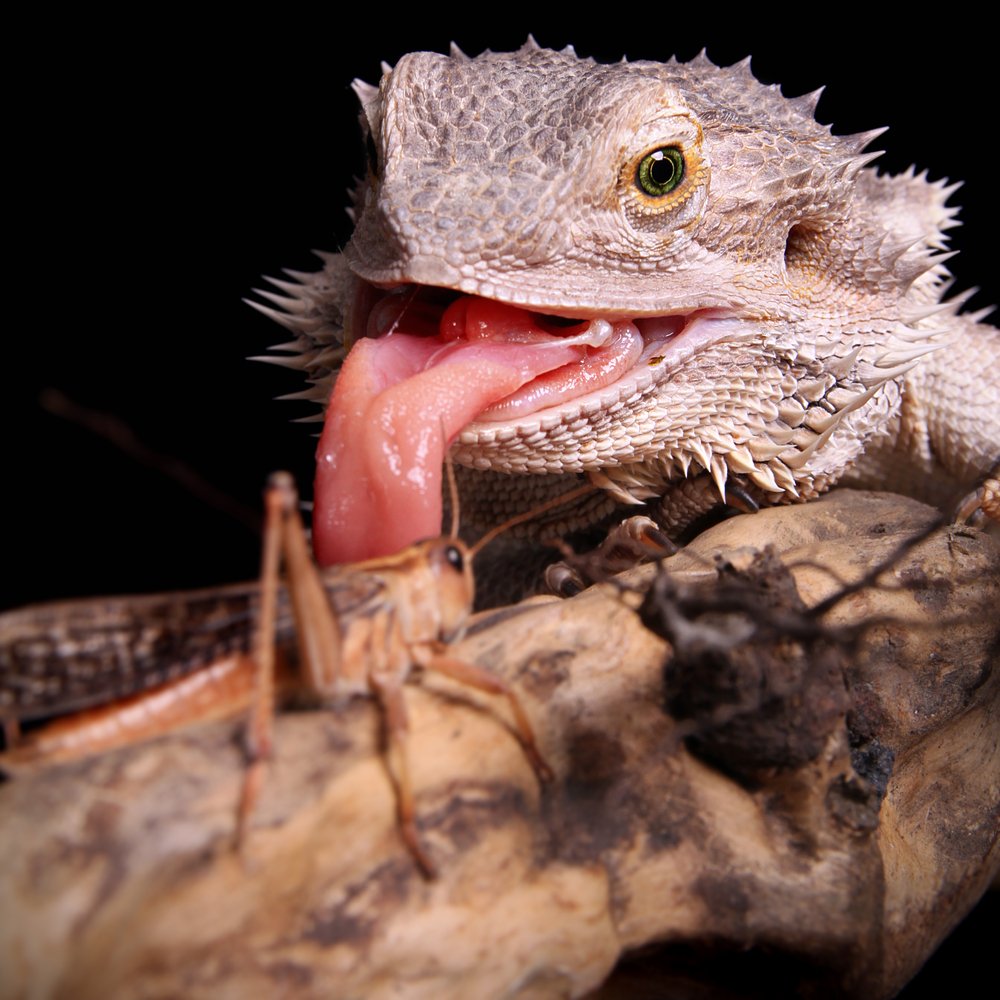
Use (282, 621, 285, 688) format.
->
(825, 347, 862, 381)
(898, 249, 958, 286)
(587, 469, 645, 505)
(244, 298, 324, 334)
(726, 447, 757, 475)
(901, 298, 964, 323)
(792, 86, 825, 116)
(312, 346, 347, 368)
(351, 78, 379, 105)
(275, 386, 330, 403)
(263, 274, 304, 296)
(709, 456, 728, 502)
(881, 234, 929, 267)
(771, 464, 799, 496)
(748, 465, 782, 492)
(846, 126, 889, 151)
(783, 385, 883, 469)
(843, 150, 884, 176)
(689, 440, 712, 472)
(268, 337, 309, 353)
(248, 352, 310, 371)
(966, 304, 997, 323)
(252, 288, 307, 314)
(245, 299, 298, 331)
(875, 343, 943, 369)
(280, 268, 313, 283)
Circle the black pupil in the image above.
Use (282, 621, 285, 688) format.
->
(649, 154, 676, 187)
(444, 545, 464, 571)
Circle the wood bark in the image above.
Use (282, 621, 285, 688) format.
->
(0, 490, 997, 999)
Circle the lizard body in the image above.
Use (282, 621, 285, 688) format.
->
(251, 41, 999, 564)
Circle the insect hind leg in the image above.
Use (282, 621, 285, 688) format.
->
(416, 646, 554, 783)
(369, 669, 437, 878)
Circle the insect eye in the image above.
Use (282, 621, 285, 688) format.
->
(636, 146, 685, 197)
(443, 545, 464, 571)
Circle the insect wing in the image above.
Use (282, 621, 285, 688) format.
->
(0, 582, 261, 723)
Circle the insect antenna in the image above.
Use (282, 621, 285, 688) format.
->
(445, 450, 461, 541)
(468, 483, 597, 559)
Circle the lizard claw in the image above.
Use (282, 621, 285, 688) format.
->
(954, 475, 1000, 526)
(545, 563, 587, 597)
(545, 515, 679, 596)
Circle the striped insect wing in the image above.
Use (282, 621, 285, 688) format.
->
(0, 584, 260, 723)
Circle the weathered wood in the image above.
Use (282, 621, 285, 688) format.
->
(1, 491, 997, 999)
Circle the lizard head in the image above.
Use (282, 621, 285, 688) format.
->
(251, 41, 963, 564)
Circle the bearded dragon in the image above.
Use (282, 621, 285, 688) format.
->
(250, 40, 999, 568)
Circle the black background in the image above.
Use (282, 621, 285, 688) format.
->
(7, 13, 996, 990)
(9, 14, 996, 605)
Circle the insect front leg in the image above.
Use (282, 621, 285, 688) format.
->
(368, 658, 437, 879)
(413, 644, 554, 783)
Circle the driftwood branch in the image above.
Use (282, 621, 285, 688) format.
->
(1, 491, 997, 999)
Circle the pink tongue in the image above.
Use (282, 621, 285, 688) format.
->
(313, 329, 582, 565)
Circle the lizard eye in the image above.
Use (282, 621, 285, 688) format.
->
(636, 146, 685, 197)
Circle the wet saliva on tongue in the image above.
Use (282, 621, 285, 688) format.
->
(313, 293, 643, 565)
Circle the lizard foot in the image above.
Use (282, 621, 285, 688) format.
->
(954, 475, 1000, 527)
(545, 515, 677, 597)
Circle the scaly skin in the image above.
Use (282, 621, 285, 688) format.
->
(251, 41, 1000, 549)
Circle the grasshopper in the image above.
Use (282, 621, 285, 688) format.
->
(1, 472, 588, 875)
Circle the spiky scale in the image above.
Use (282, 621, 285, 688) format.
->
(252, 289, 307, 314)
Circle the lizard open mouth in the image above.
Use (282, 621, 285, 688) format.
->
(314, 283, 729, 565)
(364, 286, 691, 419)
